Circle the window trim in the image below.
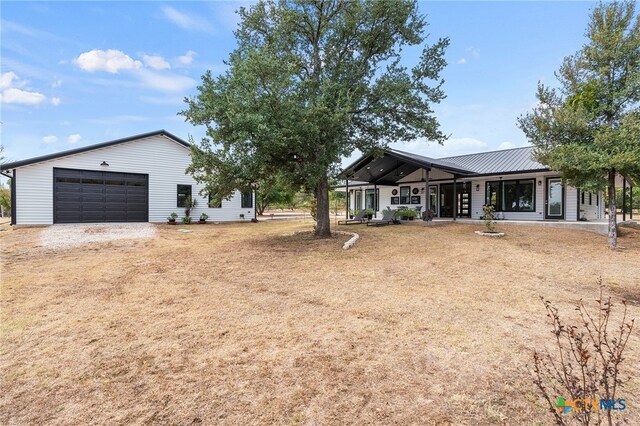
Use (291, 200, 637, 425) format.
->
(177, 184, 192, 208)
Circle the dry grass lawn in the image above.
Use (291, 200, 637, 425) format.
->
(1, 220, 639, 425)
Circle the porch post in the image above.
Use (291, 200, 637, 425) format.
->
(424, 168, 430, 218)
(623, 178, 627, 222)
(373, 183, 377, 218)
(453, 175, 457, 221)
(345, 179, 349, 219)
(630, 184, 634, 220)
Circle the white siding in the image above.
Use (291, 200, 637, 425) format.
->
(14, 135, 254, 225)
(579, 190, 605, 220)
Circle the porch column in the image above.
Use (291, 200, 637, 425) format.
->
(374, 183, 377, 218)
(623, 178, 627, 222)
(424, 168, 430, 217)
(453, 175, 457, 221)
(631, 184, 634, 220)
(345, 179, 349, 218)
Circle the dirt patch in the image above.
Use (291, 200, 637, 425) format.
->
(1, 220, 638, 424)
(38, 223, 156, 250)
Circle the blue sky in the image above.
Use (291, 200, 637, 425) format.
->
(1, 1, 597, 169)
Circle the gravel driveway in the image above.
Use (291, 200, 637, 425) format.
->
(39, 223, 157, 249)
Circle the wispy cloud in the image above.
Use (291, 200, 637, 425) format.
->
(42, 135, 58, 143)
(143, 54, 171, 70)
(161, 6, 214, 33)
(67, 134, 82, 144)
(466, 46, 480, 59)
(176, 50, 197, 66)
(136, 69, 196, 93)
(457, 58, 467, 65)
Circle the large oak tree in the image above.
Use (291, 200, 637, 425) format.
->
(181, 0, 448, 236)
(518, 1, 640, 249)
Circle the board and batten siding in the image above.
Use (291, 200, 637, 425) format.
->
(14, 135, 253, 225)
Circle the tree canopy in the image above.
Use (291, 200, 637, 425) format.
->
(518, 0, 640, 249)
(181, 0, 449, 236)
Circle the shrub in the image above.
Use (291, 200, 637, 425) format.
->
(167, 212, 178, 221)
(200, 213, 209, 221)
(395, 208, 416, 219)
(182, 216, 192, 225)
(532, 280, 634, 425)
(482, 204, 496, 232)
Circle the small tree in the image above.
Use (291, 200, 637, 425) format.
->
(482, 204, 496, 232)
(533, 281, 635, 425)
(518, 1, 640, 250)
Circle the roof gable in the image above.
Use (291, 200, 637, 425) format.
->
(1, 130, 189, 171)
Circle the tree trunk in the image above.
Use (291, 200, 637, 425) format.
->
(314, 175, 331, 238)
(607, 169, 617, 250)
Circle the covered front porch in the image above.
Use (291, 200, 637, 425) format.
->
(336, 149, 475, 220)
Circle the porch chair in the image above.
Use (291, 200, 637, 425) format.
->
(338, 209, 366, 225)
(366, 209, 395, 227)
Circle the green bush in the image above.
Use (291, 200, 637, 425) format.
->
(395, 208, 416, 219)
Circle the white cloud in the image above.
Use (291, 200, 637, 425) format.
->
(1, 72, 22, 89)
(42, 135, 58, 144)
(136, 69, 196, 93)
(143, 54, 171, 70)
(67, 134, 82, 144)
(161, 6, 214, 33)
(1, 87, 47, 105)
(466, 46, 480, 58)
(74, 49, 142, 73)
(176, 50, 197, 66)
(457, 58, 467, 65)
(498, 141, 516, 150)
(51, 97, 61, 106)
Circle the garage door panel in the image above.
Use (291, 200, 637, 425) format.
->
(54, 168, 148, 223)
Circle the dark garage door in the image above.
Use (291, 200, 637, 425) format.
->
(54, 168, 148, 223)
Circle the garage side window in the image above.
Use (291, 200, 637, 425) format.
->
(177, 185, 192, 207)
(208, 193, 222, 208)
(241, 191, 253, 208)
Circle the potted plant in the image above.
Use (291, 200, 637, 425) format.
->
(182, 216, 192, 225)
(395, 208, 416, 221)
(167, 212, 178, 225)
(349, 208, 358, 219)
(199, 213, 209, 224)
(239, 213, 245, 220)
(364, 208, 374, 220)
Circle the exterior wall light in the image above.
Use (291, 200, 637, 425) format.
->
(476, 184, 480, 191)
(100, 161, 109, 166)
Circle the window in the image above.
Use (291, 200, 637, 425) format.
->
(429, 186, 437, 213)
(208, 193, 222, 208)
(400, 186, 410, 204)
(581, 191, 585, 205)
(241, 191, 253, 208)
(56, 177, 81, 184)
(355, 190, 363, 210)
(589, 192, 592, 205)
(485, 181, 501, 209)
(596, 194, 599, 206)
(486, 179, 534, 212)
(365, 189, 379, 211)
(177, 184, 191, 207)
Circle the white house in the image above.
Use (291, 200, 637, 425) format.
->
(0, 130, 255, 225)
(338, 147, 605, 222)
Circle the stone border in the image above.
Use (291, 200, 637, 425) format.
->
(333, 230, 360, 250)
(289, 230, 360, 250)
(474, 230, 505, 237)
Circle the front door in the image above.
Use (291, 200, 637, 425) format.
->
(439, 182, 471, 218)
(545, 177, 564, 219)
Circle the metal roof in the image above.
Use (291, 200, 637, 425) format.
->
(1, 130, 190, 171)
(338, 145, 549, 184)
(438, 146, 548, 175)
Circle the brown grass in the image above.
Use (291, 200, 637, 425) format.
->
(1, 221, 639, 425)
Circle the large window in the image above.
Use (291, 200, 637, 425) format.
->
(365, 189, 379, 211)
(177, 184, 192, 207)
(429, 186, 437, 213)
(399, 186, 410, 204)
(241, 191, 253, 208)
(485, 179, 535, 212)
(355, 190, 363, 210)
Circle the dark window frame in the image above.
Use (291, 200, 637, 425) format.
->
(399, 186, 411, 204)
(485, 179, 535, 212)
(581, 191, 585, 205)
(365, 188, 379, 211)
(241, 191, 253, 208)
(177, 184, 192, 208)
(589, 192, 592, 205)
